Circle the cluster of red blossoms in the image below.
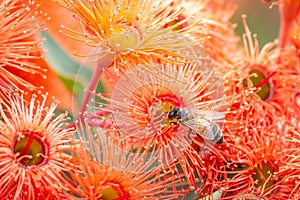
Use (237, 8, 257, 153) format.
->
(0, 0, 300, 199)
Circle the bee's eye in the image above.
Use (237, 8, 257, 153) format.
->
(168, 111, 174, 118)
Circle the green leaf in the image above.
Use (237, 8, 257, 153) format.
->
(40, 32, 92, 86)
(40, 32, 106, 110)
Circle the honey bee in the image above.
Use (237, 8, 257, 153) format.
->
(167, 107, 224, 144)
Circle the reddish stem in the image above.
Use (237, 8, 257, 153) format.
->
(77, 54, 114, 117)
(256, 71, 276, 88)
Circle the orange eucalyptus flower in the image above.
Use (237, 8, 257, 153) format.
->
(65, 120, 190, 199)
(221, 118, 295, 199)
(223, 15, 300, 128)
(0, 0, 73, 110)
(0, 0, 45, 95)
(55, 0, 202, 70)
(84, 56, 231, 196)
(0, 93, 74, 199)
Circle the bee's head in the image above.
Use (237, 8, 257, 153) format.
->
(168, 107, 181, 120)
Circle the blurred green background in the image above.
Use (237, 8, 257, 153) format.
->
(232, 0, 280, 47)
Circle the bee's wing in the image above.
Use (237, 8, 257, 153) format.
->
(181, 116, 223, 143)
(194, 110, 225, 121)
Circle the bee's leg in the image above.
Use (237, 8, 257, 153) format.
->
(203, 140, 207, 149)
(188, 128, 192, 140)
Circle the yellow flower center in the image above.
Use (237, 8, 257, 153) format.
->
(98, 183, 127, 200)
(243, 68, 273, 101)
(105, 28, 141, 55)
(13, 132, 48, 167)
(252, 161, 277, 192)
